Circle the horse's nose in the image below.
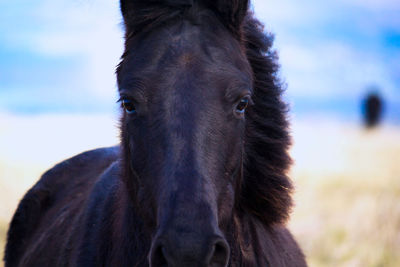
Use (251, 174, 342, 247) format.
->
(149, 233, 230, 267)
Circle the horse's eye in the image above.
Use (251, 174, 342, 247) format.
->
(235, 97, 249, 114)
(122, 99, 136, 114)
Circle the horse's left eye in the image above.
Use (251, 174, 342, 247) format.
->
(121, 99, 136, 114)
(235, 97, 249, 114)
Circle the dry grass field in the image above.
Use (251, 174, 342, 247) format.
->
(289, 120, 400, 267)
(0, 114, 399, 266)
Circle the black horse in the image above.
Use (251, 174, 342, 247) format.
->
(5, 0, 307, 266)
(362, 92, 384, 128)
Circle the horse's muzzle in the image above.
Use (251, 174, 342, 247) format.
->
(149, 230, 230, 267)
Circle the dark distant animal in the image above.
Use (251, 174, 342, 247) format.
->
(4, 0, 306, 266)
(363, 92, 383, 128)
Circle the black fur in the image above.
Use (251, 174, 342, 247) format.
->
(5, 1, 306, 266)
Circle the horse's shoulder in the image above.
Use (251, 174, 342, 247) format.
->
(84, 159, 122, 207)
(41, 146, 120, 182)
(34, 146, 120, 196)
(4, 146, 120, 266)
(74, 161, 131, 265)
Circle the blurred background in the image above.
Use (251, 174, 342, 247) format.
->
(0, 0, 399, 266)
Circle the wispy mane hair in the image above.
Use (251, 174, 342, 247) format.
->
(240, 15, 293, 226)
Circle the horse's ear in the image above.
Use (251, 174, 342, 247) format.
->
(204, 0, 249, 31)
(120, 0, 193, 24)
(120, 0, 248, 33)
(119, 0, 133, 21)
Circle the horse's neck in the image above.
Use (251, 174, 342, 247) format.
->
(231, 212, 307, 267)
(230, 212, 291, 267)
(227, 212, 263, 266)
(109, 184, 151, 266)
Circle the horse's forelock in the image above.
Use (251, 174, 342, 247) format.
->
(120, 0, 249, 37)
(203, 0, 249, 33)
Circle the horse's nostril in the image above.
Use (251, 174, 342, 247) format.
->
(208, 239, 230, 267)
(150, 235, 230, 267)
(150, 243, 168, 267)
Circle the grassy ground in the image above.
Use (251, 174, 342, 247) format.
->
(0, 115, 399, 266)
(0, 162, 44, 267)
(289, 121, 400, 266)
(0, 221, 6, 267)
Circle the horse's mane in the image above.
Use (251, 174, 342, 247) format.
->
(240, 16, 293, 226)
(119, 0, 293, 227)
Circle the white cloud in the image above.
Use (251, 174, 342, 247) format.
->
(2, 0, 399, 113)
(279, 41, 399, 100)
(0, 112, 119, 166)
(251, 0, 400, 102)
(252, 0, 338, 28)
(341, 0, 400, 11)
(25, 0, 124, 100)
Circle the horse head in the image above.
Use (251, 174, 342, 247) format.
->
(117, 1, 293, 266)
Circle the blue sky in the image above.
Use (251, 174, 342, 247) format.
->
(0, 0, 399, 122)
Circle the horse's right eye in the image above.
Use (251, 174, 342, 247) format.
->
(121, 99, 136, 114)
(235, 97, 250, 115)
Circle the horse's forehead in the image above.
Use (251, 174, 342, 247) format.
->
(137, 20, 234, 63)
(176, 52, 196, 68)
(165, 30, 202, 66)
(119, 20, 250, 95)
